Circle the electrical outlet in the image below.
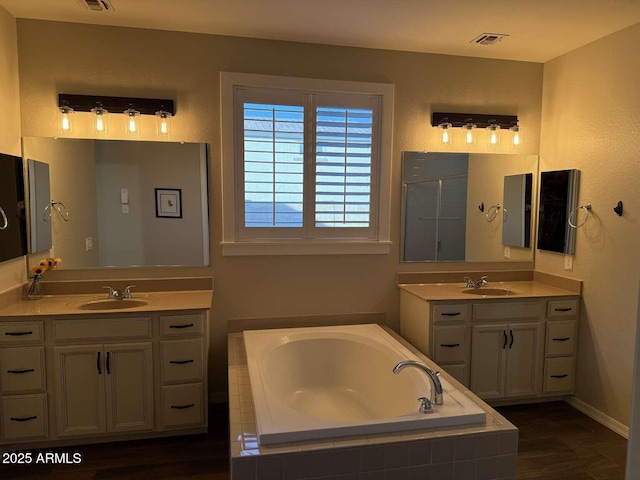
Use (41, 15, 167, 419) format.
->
(504, 245, 511, 259)
(122, 204, 129, 214)
(85, 237, 93, 251)
(564, 255, 573, 271)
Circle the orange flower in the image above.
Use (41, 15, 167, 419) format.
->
(30, 265, 47, 276)
(53, 258, 62, 268)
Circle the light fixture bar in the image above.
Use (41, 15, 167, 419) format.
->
(58, 94, 175, 116)
(432, 112, 517, 129)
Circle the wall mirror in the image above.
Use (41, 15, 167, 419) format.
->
(0, 153, 28, 263)
(401, 151, 538, 263)
(502, 173, 533, 249)
(537, 169, 580, 255)
(22, 138, 210, 269)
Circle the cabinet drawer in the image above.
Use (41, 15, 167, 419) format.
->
(54, 317, 152, 341)
(433, 326, 467, 363)
(161, 339, 203, 384)
(474, 302, 543, 322)
(0, 347, 46, 394)
(546, 321, 576, 356)
(547, 299, 578, 318)
(433, 304, 470, 322)
(442, 364, 468, 387)
(0, 322, 43, 344)
(1, 394, 48, 441)
(543, 357, 574, 394)
(162, 383, 205, 428)
(160, 313, 204, 338)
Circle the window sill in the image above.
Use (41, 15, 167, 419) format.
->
(221, 241, 392, 256)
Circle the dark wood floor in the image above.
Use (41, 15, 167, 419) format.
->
(496, 402, 628, 480)
(2, 401, 628, 480)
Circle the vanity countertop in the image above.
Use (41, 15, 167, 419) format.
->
(399, 280, 579, 301)
(0, 290, 213, 318)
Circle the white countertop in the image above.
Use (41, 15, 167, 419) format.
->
(0, 290, 213, 318)
(399, 281, 578, 301)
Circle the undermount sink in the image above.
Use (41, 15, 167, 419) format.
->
(461, 288, 516, 296)
(77, 299, 149, 311)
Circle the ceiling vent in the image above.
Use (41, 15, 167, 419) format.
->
(76, 0, 114, 12)
(470, 33, 509, 46)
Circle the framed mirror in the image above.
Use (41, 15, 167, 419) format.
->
(22, 137, 210, 269)
(537, 169, 580, 254)
(0, 152, 28, 263)
(401, 151, 538, 263)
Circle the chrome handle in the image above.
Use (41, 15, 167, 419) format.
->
(123, 285, 136, 298)
(417, 397, 433, 414)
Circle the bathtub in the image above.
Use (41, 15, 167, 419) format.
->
(243, 324, 486, 445)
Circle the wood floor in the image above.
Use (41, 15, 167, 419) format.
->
(2, 401, 628, 480)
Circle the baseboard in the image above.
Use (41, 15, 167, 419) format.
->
(564, 395, 629, 439)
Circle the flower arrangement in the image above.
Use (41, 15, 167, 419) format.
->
(27, 257, 62, 299)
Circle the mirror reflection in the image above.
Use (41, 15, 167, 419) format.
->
(537, 169, 580, 255)
(401, 152, 538, 263)
(22, 138, 210, 269)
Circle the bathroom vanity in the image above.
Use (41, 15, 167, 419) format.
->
(0, 286, 212, 450)
(399, 276, 580, 403)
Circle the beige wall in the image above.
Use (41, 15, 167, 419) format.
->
(15, 19, 543, 395)
(538, 23, 640, 425)
(0, 5, 25, 293)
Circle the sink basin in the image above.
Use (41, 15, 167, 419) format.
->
(461, 288, 516, 296)
(77, 299, 149, 311)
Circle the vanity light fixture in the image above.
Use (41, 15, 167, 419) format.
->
(510, 123, 521, 147)
(155, 108, 172, 137)
(431, 112, 519, 148)
(58, 103, 75, 134)
(57, 94, 175, 137)
(90, 105, 109, 135)
(436, 120, 452, 145)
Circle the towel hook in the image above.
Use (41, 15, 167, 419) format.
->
(485, 203, 502, 223)
(43, 200, 70, 222)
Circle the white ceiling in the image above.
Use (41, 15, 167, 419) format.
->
(2, 0, 640, 62)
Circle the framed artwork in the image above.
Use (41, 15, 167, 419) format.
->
(155, 188, 182, 218)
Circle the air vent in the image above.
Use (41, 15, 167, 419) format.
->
(470, 33, 509, 46)
(76, 0, 114, 12)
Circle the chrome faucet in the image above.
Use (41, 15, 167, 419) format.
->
(103, 285, 136, 300)
(393, 360, 443, 414)
(464, 275, 488, 288)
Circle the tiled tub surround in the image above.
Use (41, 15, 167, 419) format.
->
(228, 327, 519, 480)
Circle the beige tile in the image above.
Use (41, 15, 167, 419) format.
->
(384, 442, 409, 469)
(476, 456, 499, 480)
(229, 408, 242, 425)
(282, 453, 310, 480)
(308, 450, 335, 477)
(408, 440, 432, 466)
(231, 457, 256, 480)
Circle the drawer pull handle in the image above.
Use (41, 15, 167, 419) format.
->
(502, 330, 507, 349)
(440, 343, 460, 348)
(553, 337, 571, 342)
(551, 374, 568, 378)
(509, 330, 514, 349)
(554, 307, 573, 312)
(171, 404, 195, 410)
(106, 351, 111, 375)
(10, 416, 37, 422)
(170, 359, 194, 365)
(4, 331, 33, 336)
(441, 312, 461, 317)
(170, 324, 194, 329)
(7, 369, 35, 374)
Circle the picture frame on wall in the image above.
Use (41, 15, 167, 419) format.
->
(155, 188, 182, 218)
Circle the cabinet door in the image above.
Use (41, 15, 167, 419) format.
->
(53, 345, 106, 437)
(505, 322, 542, 398)
(471, 324, 507, 399)
(104, 342, 154, 434)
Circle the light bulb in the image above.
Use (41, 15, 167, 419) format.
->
(124, 108, 141, 136)
(436, 122, 452, 145)
(91, 106, 109, 135)
(58, 106, 74, 134)
(155, 110, 172, 137)
(487, 124, 500, 146)
(510, 125, 521, 146)
(462, 122, 476, 145)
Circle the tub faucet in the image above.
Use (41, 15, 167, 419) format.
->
(393, 360, 444, 413)
(464, 275, 488, 288)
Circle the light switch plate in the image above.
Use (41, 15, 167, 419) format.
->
(564, 255, 573, 271)
(121, 188, 129, 204)
(122, 204, 129, 214)
(85, 237, 93, 251)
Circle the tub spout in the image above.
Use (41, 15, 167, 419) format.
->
(393, 360, 444, 407)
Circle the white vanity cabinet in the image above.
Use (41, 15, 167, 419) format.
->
(400, 288, 580, 403)
(0, 306, 209, 449)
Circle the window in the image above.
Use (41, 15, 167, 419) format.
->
(221, 73, 393, 256)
